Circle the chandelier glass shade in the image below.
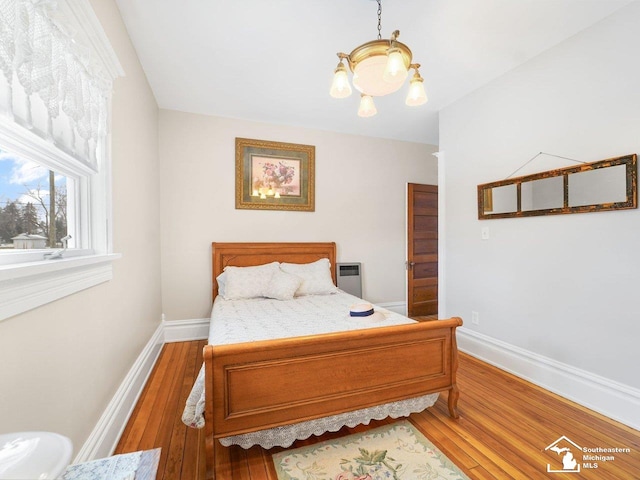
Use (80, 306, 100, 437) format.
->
(330, 63, 352, 99)
(405, 70, 428, 106)
(330, 6, 428, 118)
(358, 94, 377, 118)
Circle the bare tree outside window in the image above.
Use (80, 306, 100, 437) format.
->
(0, 152, 68, 249)
(19, 174, 67, 247)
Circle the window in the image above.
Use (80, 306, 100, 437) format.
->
(0, 0, 123, 321)
(0, 151, 69, 251)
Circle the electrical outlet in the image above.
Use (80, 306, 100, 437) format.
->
(471, 311, 479, 325)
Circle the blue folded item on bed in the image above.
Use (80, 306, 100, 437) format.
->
(349, 303, 375, 317)
(350, 308, 375, 317)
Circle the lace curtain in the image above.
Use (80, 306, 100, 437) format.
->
(0, 0, 112, 170)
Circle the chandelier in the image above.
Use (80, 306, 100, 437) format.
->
(330, 0, 428, 117)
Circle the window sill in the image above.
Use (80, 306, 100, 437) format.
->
(0, 253, 122, 322)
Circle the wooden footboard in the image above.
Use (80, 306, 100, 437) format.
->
(203, 317, 462, 479)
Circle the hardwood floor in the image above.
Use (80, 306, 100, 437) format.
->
(115, 341, 640, 479)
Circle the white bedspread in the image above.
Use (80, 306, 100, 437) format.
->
(182, 292, 439, 449)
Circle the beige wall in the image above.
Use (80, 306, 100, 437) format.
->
(159, 111, 437, 321)
(0, 0, 161, 455)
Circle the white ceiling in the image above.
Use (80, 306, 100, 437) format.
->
(114, 0, 632, 145)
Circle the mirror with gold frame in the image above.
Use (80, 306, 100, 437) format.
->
(477, 154, 637, 219)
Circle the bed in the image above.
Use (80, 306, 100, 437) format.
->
(190, 242, 462, 479)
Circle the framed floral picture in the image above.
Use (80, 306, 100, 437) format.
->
(235, 138, 315, 211)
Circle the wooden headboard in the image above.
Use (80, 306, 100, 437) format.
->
(211, 242, 337, 300)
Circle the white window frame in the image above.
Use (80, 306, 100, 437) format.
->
(0, 0, 123, 322)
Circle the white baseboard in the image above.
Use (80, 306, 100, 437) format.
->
(73, 322, 165, 463)
(163, 318, 209, 343)
(457, 327, 640, 431)
(377, 301, 406, 316)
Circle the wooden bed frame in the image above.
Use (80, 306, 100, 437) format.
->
(203, 242, 462, 479)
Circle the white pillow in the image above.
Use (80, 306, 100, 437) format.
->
(221, 262, 279, 300)
(215, 271, 227, 297)
(279, 258, 338, 296)
(264, 269, 303, 301)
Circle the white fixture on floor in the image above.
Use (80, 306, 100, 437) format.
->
(0, 432, 72, 479)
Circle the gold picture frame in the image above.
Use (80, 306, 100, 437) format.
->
(235, 138, 315, 211)
(483, 188, 493, 213)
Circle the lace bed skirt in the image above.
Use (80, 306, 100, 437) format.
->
(218, 393, 439, 449)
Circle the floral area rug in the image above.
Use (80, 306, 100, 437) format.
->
(272, 420, 470, 480)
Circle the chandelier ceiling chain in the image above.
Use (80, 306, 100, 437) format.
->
(377, 0, 382, 40)
(329, 0, 428, 117)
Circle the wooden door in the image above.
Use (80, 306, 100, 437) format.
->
(407, 183, 438, 317)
